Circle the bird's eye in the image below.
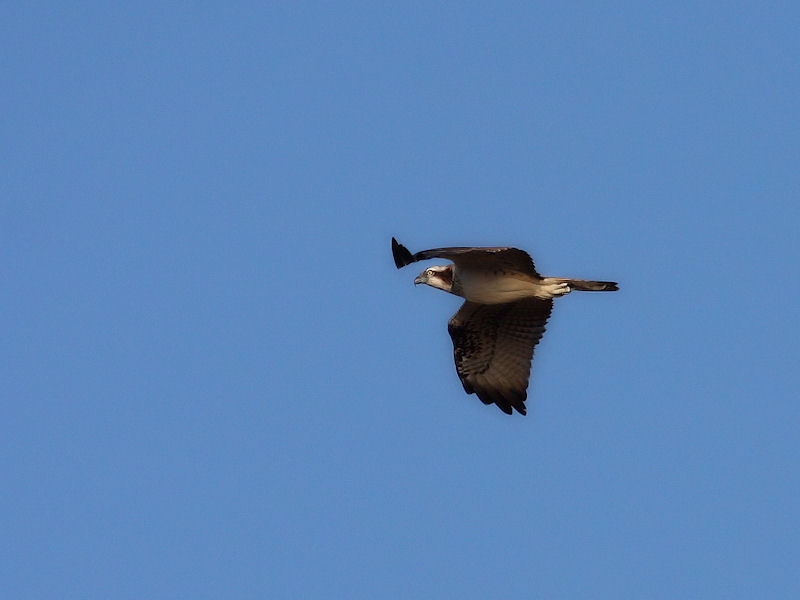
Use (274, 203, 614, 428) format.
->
(427, 269, 434, 276)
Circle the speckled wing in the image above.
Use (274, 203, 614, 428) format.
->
(392, 237, 540, 278)
(447, 298, 553, 415)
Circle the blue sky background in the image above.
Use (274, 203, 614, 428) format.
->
(3, 3, 799, 598)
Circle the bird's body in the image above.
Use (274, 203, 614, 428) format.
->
(392, 237, 618, 416)
(455, 269, 573, 303)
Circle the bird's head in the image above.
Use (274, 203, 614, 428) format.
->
(414, 264, 454, 293)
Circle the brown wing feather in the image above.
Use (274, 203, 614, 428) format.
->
(447, 299, 553, 415)
(392, 237, 540, 278)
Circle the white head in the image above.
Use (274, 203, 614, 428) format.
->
(414, 264, 454, 293)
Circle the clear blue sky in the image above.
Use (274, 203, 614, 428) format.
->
(3, 3, 799, 598)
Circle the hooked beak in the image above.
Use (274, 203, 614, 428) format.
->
(414, 274, 426, 286)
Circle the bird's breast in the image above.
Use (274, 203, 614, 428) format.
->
(455, 269, 541, 304)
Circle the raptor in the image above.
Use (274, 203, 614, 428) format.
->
(392, 237, 618, 415)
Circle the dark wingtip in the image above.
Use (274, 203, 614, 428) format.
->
(471, 385, 529, 416)
(509, 393, 527, 416)
(496, 402, 513, 415)
(391, 237, 415, 269)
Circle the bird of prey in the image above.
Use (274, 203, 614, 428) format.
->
(392, 237, 618, 416)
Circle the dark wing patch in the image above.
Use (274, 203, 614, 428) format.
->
(447, 299, 553, 415)
(391, 237, 415, 269)
(392, 237, 540, 278)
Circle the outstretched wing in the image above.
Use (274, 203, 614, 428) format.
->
(392, 237, 540, 277)
(447, 299, 553, 415)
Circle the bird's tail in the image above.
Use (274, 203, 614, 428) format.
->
(565, 279, 619, 292)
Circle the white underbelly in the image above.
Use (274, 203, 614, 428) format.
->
(458, 272, 541, 304)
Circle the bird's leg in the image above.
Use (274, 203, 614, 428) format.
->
(537, 278, 572, 299)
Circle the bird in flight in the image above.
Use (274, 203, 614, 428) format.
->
(392, 237, 618, 416)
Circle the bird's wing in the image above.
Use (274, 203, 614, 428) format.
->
(447, 298, 553, 415)
(392, 237, 540, 277)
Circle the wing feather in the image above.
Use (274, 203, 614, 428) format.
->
(447, 299, 553, 415)
(392, 237, 540, 277)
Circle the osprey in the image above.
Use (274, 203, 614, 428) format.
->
(392, 237, 618, 416)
